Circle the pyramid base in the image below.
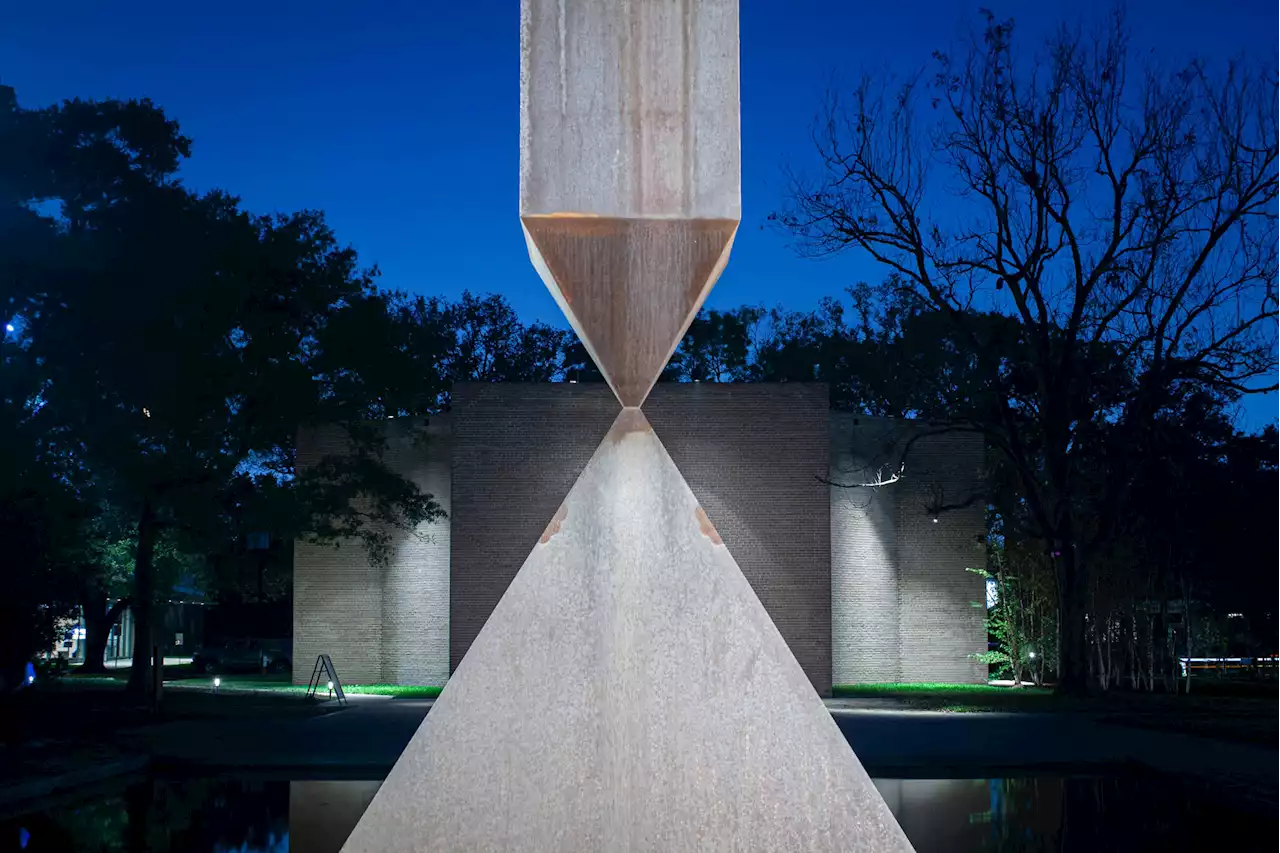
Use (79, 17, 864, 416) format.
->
(341, 410, 914, 852)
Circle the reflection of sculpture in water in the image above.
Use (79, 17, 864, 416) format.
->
(340, 2, 914, 850)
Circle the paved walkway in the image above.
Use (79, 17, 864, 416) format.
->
(117, 696, 1276, 807)
(0, 745, 147, 813)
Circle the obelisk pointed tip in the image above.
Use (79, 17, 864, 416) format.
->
(522, 216, 738, 407)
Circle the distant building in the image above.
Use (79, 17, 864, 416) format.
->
(292, 383, 987, 695)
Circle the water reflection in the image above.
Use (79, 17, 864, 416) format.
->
(874, 776, 1271, 853)
(3, 775, 1272, 852)
(288, 781, 379, 853)
(4, 778, 288, 853)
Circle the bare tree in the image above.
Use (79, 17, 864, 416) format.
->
(778, 10, 1277, 694)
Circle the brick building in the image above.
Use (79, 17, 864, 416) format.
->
(293, 383, 987, 695)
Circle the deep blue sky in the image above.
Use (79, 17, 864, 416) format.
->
(4, 1, 1276, 426)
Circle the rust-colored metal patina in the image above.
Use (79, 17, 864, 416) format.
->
(521, 215, 737, 406)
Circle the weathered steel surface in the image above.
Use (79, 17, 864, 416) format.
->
(519, 0, 741, 407)
(519, 0, 740, 219)
(521, 215, 736, 406)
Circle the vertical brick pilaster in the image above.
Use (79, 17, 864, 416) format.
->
(830, 416, 987, 685)
(292, 418, 451, 686)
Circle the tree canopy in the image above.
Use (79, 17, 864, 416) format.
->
(775, 10, 1277, 693)
(1, 86, 444, 688)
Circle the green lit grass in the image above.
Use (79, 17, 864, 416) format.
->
(63, 666, 443, 699)
(831, 682, 1055, 712)
(184, 677, 442, 698)
(832, 682, 1024, 695)
(342, 684, 442, 698)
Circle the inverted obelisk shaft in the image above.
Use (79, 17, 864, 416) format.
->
(519, 0, 741, 407)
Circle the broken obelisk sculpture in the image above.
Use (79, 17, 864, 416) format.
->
(340, 1, 915, 850)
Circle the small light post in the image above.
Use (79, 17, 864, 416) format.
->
(213, 676, 221, 695)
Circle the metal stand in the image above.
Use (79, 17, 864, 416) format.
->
(305, 654, 347, 706)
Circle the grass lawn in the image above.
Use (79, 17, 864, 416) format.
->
(64, 665, 442, 698)
(831, 682, 1058, 712)
(345, 683, 442, 697)
(830, 682, 1278, 742)
(169, 673, 443, 699)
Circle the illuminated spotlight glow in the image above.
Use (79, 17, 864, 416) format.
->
(213, 677, 221, 687)
(327, 681, 334, 690)
(4, 323, 13, 333)
(931, 517, 939, 523)
(27, 674, 35, 684)
(1028, 651, 1036, 659)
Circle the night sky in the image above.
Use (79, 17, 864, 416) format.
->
(4, 1, 1276, 426)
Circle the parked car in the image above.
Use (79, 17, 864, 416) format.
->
(192, 638, 292, 674)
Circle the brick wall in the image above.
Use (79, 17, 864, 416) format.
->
(292, 393, 987, 691)
(447, 384, 618, 679)
(450, 382, 834, 693)
(647, 383, 833, 694)
(292, 417, 452, 686)
(892, 424, 988, 684)
(829, 415, 901, 683)
(830, 414, 988, 685)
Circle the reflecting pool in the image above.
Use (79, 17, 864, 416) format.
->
(3, 773, 1273, 852)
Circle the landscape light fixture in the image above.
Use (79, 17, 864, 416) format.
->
(212, 677, 221, 694)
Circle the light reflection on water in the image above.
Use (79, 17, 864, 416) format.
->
(3, 775, 1272, 852)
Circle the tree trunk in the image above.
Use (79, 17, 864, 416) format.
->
(1105, 615, 1114, 690)
(1056, 545, 1091, 696)
(80, 593, 131, 674)
(999, 565, 1022, 686)
(1086, 619, 1098, 686)
(125, 502, 158, 695)
(1092, 619, 1110, 691)
(1159, 597, 1174, 693)
(1182, 580, 1193, 696)
(1146, 613, 1156, 692)
(1131, 607, 1141, 686)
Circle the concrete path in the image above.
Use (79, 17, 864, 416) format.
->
(0, 746, 147, 812)
(119, 697, 1277, 806)
(829, 708, 1275, 800)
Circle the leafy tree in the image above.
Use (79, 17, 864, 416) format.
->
(2, 87, 442, 693)
(313, 290, 452, 418)
(71, 502, 204, 673)
(0, 342, 84, 686)
(778, 11, 1277, 693)
(444, 291, 573, 386)
(664, 306, 766, 382)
